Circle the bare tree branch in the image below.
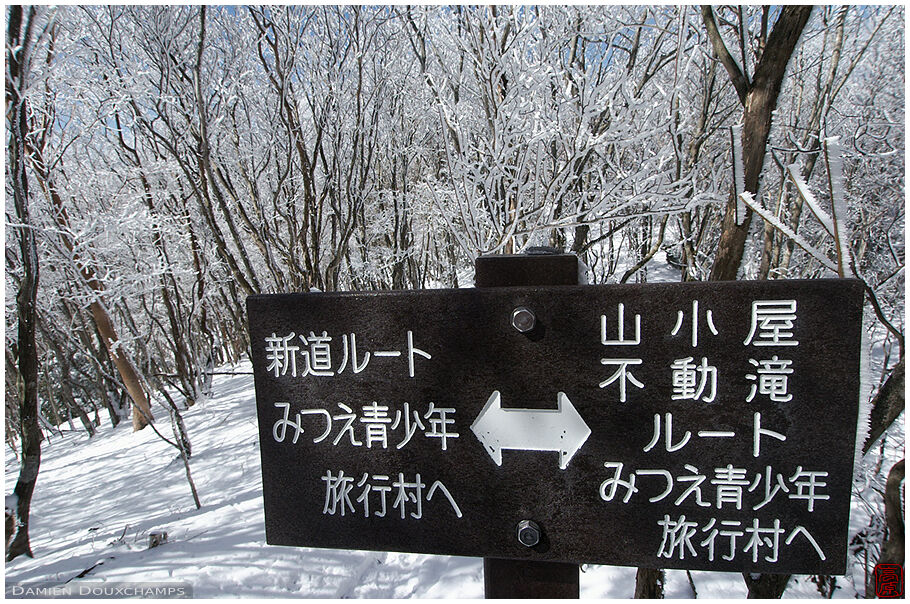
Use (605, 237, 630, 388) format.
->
(700, 6, 748, 104)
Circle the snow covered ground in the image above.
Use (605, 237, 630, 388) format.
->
(6, 349, 894, 598)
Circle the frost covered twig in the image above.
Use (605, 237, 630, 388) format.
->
(738, 192, 838, 273)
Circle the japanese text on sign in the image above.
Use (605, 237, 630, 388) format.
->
(249, 280, 862, 572)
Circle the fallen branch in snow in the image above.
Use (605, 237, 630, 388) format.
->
(64, 556, 115, 583)
(107, 525, 129, 547)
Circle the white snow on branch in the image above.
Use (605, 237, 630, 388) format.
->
(731, 123, 747, 225)
(787, 164, 835, 236)
(738, 192, 838, 273)
(824, 137, 854, 278)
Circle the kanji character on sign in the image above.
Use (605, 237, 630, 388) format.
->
(599, 358, 644, 402)
(391, 402, 426, 449)
(392, 472, 426, 519)
(700, 518, 744, 562)
(788, 467, 829, 512)
(423, 403, 459, 450)
(360, 402, 393, 449)
(743, 518, 785, 563)
(356, 473, 391, 517)
(671, 299, 718, 347)
(300, 331, 334, 376)
(748, 465, 790, 510)
(322, 470, 356, 516)
(711, 464, 750, 510)
(670, 356, 717, 402)
(744, 300, 799, 346)
(601, 303, 641, 345)
(265, 332, 299, 377)
(746, 356, 794, 402)
(657, 514, 699, 560)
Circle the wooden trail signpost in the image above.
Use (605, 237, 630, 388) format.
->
(247, 253, 864, 596)
(477, 252, 583, 598)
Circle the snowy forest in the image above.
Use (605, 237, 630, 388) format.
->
(5, 5, 905, 599)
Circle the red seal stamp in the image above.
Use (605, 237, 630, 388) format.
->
(874, 563, 904, 598)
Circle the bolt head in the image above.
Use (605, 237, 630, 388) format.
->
(517, 520, 541, 547)
(511, 307, 536, 333)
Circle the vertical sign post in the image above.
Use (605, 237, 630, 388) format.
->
(475, 250, 581, 599)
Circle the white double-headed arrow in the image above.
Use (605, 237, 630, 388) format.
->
(470, 391, 591, 470)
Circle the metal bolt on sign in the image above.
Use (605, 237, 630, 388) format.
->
(517, 520, 541, 547)
(511, 307, 536, 333)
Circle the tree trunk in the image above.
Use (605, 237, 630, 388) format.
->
(622, 215, 668, 283)
(103, 389, 122, 429)
(634, 567, 664, 598)
(27, 151, 155, 431)
(39, 319, 95, 437)
(878, 459, 904, 566)
(702, 6, 813, 281)
(742, 573, 790, 599)
(88, 301, 154, 431)
(701, 7, 813, 596)
(6, 5, 42, 561)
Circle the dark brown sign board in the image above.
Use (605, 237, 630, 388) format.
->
(247, 278, 864, 574)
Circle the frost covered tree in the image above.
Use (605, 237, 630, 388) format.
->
(701, 5, 813, 283)
(6, 5, 44, 561)
(3, 5, 903, 593)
